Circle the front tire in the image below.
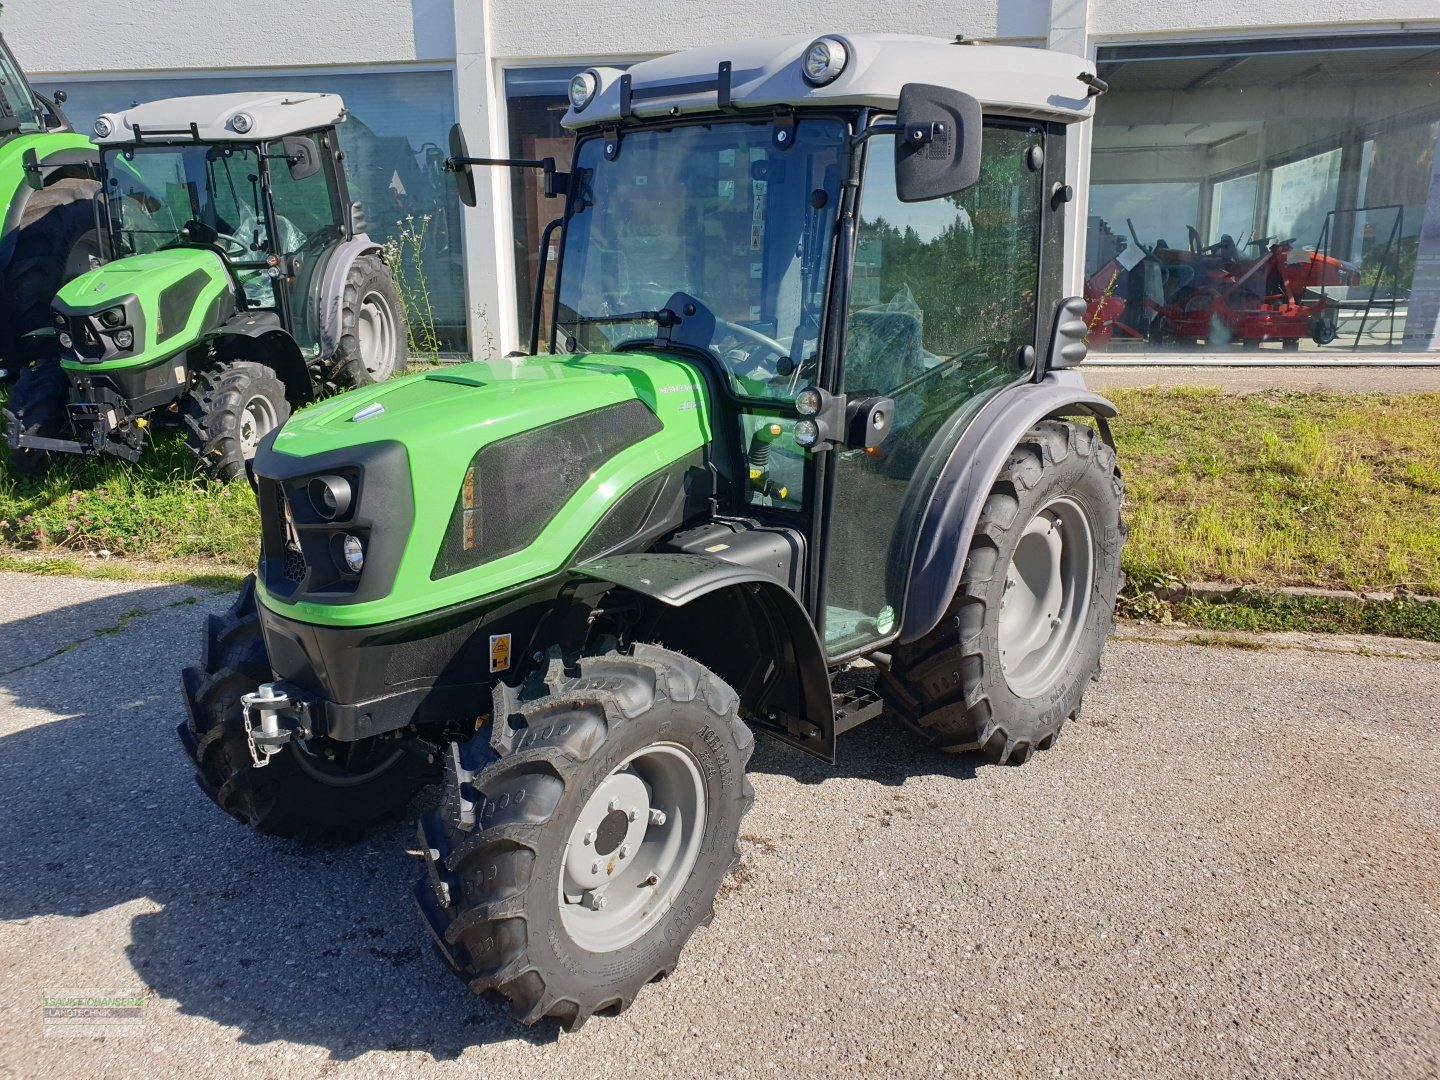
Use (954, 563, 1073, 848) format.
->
(2, 359, 70, 478)
(880, 420, 1126, 765)
(178, 576, 444, 840)
(183, 361, 290, 481)
(416, 644, 754, 1029)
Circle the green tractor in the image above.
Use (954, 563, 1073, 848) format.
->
(180, 34, 1124, 1027)
(4, 90, 406, 480)
(0, 31, 101, 378)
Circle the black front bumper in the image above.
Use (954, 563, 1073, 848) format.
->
(254, 580, 575, 742)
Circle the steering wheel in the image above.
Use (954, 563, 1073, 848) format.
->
(716, 319, 789, 358)
(214, 232, 252, 260)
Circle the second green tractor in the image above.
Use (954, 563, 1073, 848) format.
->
(180, 34, 1126, 1031)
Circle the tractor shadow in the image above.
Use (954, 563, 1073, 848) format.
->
(0, 585, 551, 1059)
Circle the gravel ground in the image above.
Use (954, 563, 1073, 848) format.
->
(0, 572, 1436, 1079)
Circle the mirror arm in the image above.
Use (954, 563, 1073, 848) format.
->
(445, 155, 569, 197)
(850, 122, 903, 149)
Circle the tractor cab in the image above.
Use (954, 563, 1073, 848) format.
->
(89, 92, 355, 347)
(5, 91, 405, 479)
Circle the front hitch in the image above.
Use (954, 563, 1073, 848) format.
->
(239, 681, 310, 766)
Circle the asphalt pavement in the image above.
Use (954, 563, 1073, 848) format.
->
(0, 571, 1436, 1079)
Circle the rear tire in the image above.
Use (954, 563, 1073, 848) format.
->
(332, 254, 407, 387)
(416, 644, 754, 1029)
(880, 420, 1126, 765)
(178, 576, 444, 841)
(183, 361, 290, 481)
(1, 178, 101, 377)
(2, 359, 70, 478)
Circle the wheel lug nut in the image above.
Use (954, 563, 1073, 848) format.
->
(619, 844, 630, 859)
(643, 872, 659, 886)
(627, 807, 638, 821)
(583, 890, 606, 911)
(591, 860, 602, 875)
(582, 830, 594, 845)
(608, 798, 621, 812)
(649, 808, 667, 826)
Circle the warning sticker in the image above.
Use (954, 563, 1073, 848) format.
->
(489, 633, 512, 673)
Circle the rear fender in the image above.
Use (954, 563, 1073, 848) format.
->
(897, 371, 1117, 644)
(314, 235, 381, 359)
(0, 139, 100, 271)
(573, 553, 838, 762)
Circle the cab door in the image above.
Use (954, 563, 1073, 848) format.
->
(821, 121, 1049, 655)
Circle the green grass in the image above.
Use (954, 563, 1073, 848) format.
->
(1109, 388, 1440, 595)
(1121, 587, 1440, 642)
(0, 427, 258, 571)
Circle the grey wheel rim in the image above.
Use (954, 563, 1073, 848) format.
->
(559, 742, 707, 953)
(998, 495, 1095, 699)
(357, 291, 399, 379)
(239, 394, 279, 457)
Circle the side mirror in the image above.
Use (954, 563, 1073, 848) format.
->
(894, 83, 982, 203)
(21, 148, 43, 192)
(282, 136, 321, 181)
(448, 123, 477, 208)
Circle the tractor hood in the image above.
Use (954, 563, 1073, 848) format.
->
(254, 351, 714, 627)
(53, 247, 236, 372)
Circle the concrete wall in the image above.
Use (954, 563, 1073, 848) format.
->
(1089, 0, 1439, 38)
(5, 0, 454, 74)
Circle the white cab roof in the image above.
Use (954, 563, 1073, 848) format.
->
(564, 34, 1097, 129)
(94, 91, 346, 144)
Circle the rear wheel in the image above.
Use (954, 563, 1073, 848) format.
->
(880, 420, 1126, 764)
(416, 644, 754, 1029)
(183, 361, 290, 481)
(333, 254, 407, 387)
(1, 178, 101, 376)
(2, 359, 70, 478)
(178, 576, 444, 841)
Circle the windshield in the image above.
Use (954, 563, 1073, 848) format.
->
(554, 118, 848, 401)
(0, 38, 43, 138)
(102, 144, 278, 261)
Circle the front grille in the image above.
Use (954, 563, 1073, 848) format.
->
(274, 484, 308, 584)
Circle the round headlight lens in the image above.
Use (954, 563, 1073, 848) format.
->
(93, 116, 113, 138)
(795, 386, 823, 416)
(568, 72, 598, 112)
(308, 474, 353, 520)
(230, 112, 254, 134)
(113, 329, 133, 349)
(98, 306, 125, 328)
(341, 534, 365, 574)
(793, 419, 820, 447)
(802, 38, 848, 86)
(57, 331, 73, 349)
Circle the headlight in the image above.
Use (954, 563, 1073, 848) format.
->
(795, 386, 823, 416)
(113, 329, 133, 349)
(568, 71, 598, 112)
(98, 306, 125, 328)
(57, 331, 73, 349)
(802, 37, 848, 86)
(93, 116, 114, 138)
(793, 419, 820, 447)
(230, 112, 254, 134)
(340, 534, 364, 574)
(308, 474, 353, 520)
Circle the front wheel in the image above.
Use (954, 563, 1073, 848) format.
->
(333, 254, 407, 387)
(416, 644, 754, 1029)
(880, 420, 1126, 764)
(177, 576, 444, 840)
(183, 361, 290, 481)
(2, 359, 70, 478)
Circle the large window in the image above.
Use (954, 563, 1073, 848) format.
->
(1087, 36, 1440, 356)
(39, 67, 467, 352)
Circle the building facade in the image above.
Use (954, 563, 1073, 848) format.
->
(10, 0, 1440, 359)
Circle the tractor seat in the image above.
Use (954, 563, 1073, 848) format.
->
(844, 307, 924, 398)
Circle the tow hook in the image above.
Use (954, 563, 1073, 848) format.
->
(239, 682, 301, 767)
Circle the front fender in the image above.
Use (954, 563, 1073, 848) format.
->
(897, 371, 1117, 644)
(315, 234, 382, 359)
(572, 553, 838, 762)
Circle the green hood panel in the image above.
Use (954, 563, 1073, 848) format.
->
(258, 351, 713, 627)
(55, 248, 233, 372)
